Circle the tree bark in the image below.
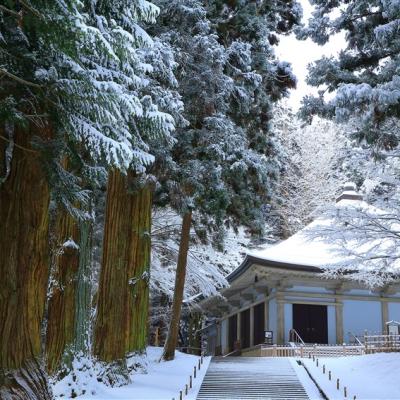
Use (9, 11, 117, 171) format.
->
(45, 207, 80, 375)
(94, 170, 153, 367)
(0, 124, 52, 399)
(73, 215, 93, 356)
(162, 211, 192, 361)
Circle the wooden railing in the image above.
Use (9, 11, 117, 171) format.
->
(241, 343, 365, 358)
(238, 334, 400, 358)
(364, 334, 400, 353)
(304, 344, 364, 358)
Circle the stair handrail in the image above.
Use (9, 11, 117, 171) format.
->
(348, 331, 363, 346)
(222, 348, 241, 357)
(289, 329, 305, 346)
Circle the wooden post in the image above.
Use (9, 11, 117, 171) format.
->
(194, 366, 196, 378)
(381, 301, 389, 334)
(179, 391, 182, 400)
(336, 301, 344, 343)
(155, 327, 160, 347)
(277, 300, 284, 344)
(344, 386, 347, 398)
(264, 300, 269, 331)
(323, 365, 325, 374)
(329, 371, 331, 380)
(198, 359, 201, 370)
(185, 384, 188, 395)
(337, 378, 340, 390)
(250, 306, 255, 347)
(316, 359, 319, 367)
(190, 376, 192, 388)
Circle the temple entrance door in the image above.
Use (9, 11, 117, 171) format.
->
(228, 314, 237, 352)
(253, 303, 265, 345)
(241, 309, 250, 349)
(293, 304, 328, 344)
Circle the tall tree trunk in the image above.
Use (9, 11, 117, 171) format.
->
(0, 124, 52, 399)
(162, 211, 192, 361)
(45, 207, 80, 375)
(74, 215, 93, 356)
(94, 170, 152, 369)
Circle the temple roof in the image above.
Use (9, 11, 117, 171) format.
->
(228, 191, 380, 283)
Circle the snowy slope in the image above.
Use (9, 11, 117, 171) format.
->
(303, 353, 400, 400)
(52, 347, 210, 400)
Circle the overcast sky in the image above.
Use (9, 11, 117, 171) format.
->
(276, 0, 346, 109)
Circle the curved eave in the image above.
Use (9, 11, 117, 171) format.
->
(227, 254, 323, 283)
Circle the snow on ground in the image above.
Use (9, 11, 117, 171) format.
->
(52, 347, 210, 400)
(289, 359, 324, 400)
(303, 353, 400, 400)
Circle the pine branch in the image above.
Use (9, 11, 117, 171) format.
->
(0, 5, 20, 18)
(0, 68, 42, 88)
(19, 0, 44, 20)
(0, 135, 38, 154)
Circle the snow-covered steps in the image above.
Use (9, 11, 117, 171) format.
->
(196, 357, 310, 400)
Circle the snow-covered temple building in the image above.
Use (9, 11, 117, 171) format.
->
(202, 185, 400, 355)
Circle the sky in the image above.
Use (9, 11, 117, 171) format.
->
(276, 0, 346, 109)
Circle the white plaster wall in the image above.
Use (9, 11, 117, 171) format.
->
(346, 289, 377, 296)
(287, 285, 332, 294)
(327, 305, 336, 344)
(343, 300, 381, 343)
(388, 302, 400, 322)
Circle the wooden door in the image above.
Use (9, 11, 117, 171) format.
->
(253, 303, 265, 345)
(241, 309, 250, 349)
(228, 314, 237, 352)
(293, 304, 328, 344)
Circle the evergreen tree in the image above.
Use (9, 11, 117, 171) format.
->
(150, 0, 301, 360)
(0, 0, 172, 396)
(299, 0, 400, 147)
(92, 1, 181, 385)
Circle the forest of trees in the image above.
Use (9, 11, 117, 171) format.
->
(0, 1, 301, 398)
(1, 0, 400, 399)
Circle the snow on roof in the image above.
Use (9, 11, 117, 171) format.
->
(248, 198, 376, 269)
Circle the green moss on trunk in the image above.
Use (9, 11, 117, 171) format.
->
(94, 170, 152, 363)
(46, 207, 80, 375)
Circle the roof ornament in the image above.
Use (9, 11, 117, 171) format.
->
(336, 182, 363, 203)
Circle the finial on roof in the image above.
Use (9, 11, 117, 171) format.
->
(336, 182, 363, 203)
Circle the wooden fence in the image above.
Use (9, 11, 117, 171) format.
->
(239, 334, 400, 358)
(364, 334, 400, 353)
(242, 343, 364, 358)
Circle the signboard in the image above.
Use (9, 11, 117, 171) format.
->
(388, 324, 399, 335)
(264, 330, 273, 344)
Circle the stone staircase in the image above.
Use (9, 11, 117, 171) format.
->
(196, 357, 310, 399)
